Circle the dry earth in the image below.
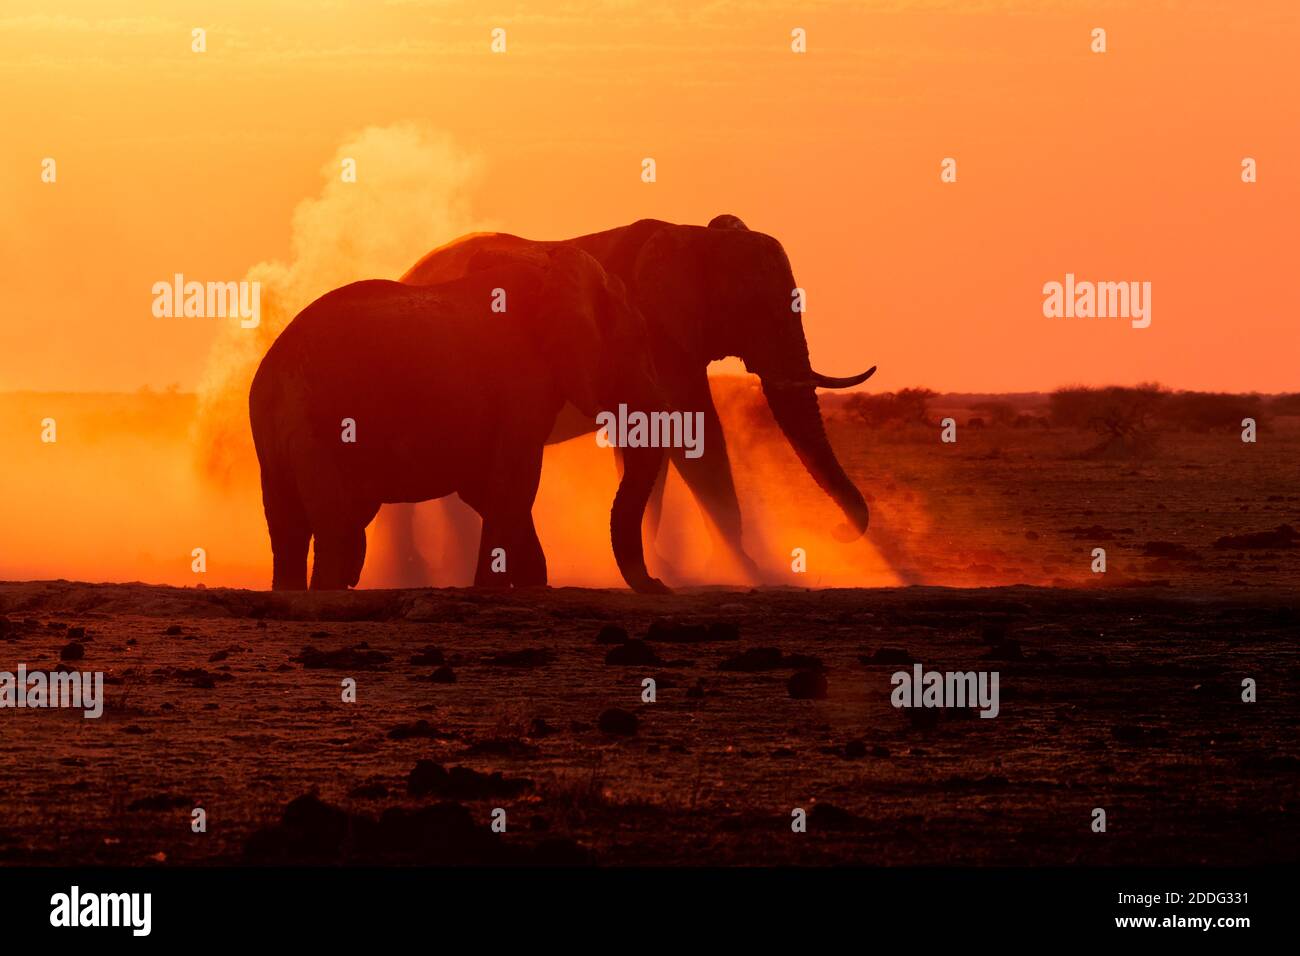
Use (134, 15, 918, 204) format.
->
(1, 581, 1295, 866)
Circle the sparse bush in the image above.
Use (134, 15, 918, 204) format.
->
(843, 388, 936, 428)
(1050, 384, 1166, 437)
(1268, 393, 1300, 416)
(969, 400, 1017, 426)
(1049, 384, 1167, 456)
(1159, 392, 1264, 432)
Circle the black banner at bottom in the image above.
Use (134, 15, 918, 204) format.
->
(0, 865, 1281, 941)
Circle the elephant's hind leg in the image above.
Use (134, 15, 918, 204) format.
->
(310, 525, 363, 590)
(261, 468, 310, 590)
(310, 503, 379, 590)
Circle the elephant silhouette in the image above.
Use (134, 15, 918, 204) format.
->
(249, 246, 669, 593)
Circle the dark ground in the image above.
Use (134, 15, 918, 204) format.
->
(1, 580, 1295, 866)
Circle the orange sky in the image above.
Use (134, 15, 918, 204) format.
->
(1, 0, 1296, 394)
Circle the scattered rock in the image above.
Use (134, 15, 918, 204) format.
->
(428, 666, 457, 684)
(127, 793, 192, 812)
(604, 640, 662, 666)
(244, 793, 571, 865)
(208, 649, 229, 663)
(486, 648, 555, 668)
(387, 719, 448, 741)
(410, 646, 445, 666)
(595, 625, 628, 645)
(1213, 524, 1298, 550)
(59, 642, 85, 662)
(163, 625, 182, 636)
(598, 708, 638, 736)
(347, 782, 389, 800)
(788, 669, 828, 700)
(809, 803, 860, 830)
(406, 761, 532, 799)
(294, 644, 392, 670)
(527, 718, 557, 738)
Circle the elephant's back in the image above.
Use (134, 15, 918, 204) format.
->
(402, 232, 534, 286)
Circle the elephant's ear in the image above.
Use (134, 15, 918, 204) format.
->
(632, 224, 779, 363)
(630, 225, 710, 362)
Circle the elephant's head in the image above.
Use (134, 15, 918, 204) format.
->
(491, 246, 670, 593)
(631, 218, 875, 541)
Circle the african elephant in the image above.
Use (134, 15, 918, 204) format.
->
(249, 246, 669, 593)
(380, 216, 873, 583)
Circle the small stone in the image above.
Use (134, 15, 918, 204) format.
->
(59, 642, 85, 662)
(788, 669, 828, 700)
(604, 640, 661, 666)
(595, 625, 628, 645)
(597, 708, 638, 736)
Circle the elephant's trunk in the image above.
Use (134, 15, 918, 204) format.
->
(610, 445, 671, 593)
(761, 380, 870, 541)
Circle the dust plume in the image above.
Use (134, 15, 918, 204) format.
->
(193, 123, 487, 487)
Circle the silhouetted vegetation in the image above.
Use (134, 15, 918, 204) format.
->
(1049, 384, 1167, 448)
(1049, 385, 1271, 437)
(1268, 393, 1300, 416)
(1160, 391, 1264, 432)
(969, 400, 1017, 426)
(843, 388, 936, 427)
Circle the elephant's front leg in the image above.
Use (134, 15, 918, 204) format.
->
(671, 372, 761, 581)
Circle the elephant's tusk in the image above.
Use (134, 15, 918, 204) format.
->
(810, 366, 876, 389)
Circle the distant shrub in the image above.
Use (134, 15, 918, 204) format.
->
(969, 400, 1017, 426)
(1011, 414, 1050, 429)
(1268, 393, 1300, 416)
(843, 388, 936, 427)
(1159, 392, 1264, 432)
(1049, 384, 1167, 441)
